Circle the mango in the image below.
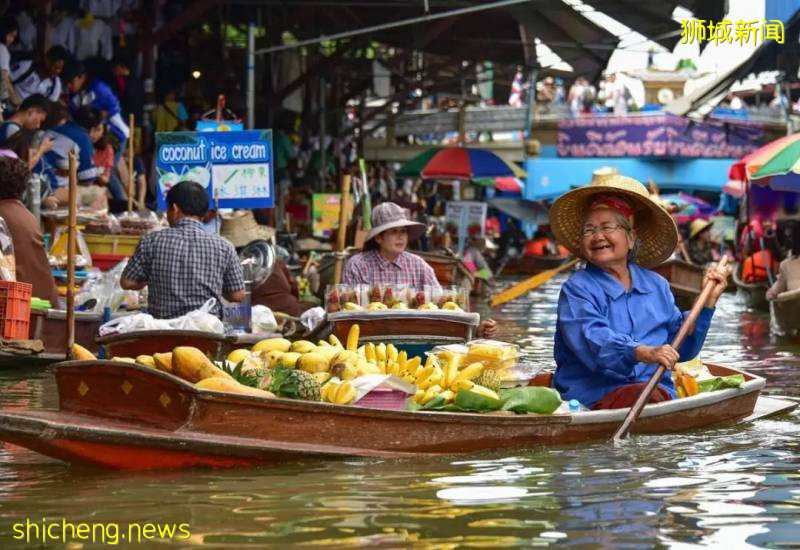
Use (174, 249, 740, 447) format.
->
(71, 344, 96, 361)
(252, 338, 291, 353)
(172, 347, 232, 383)
(226, 348, 251, 365)
(298, 352, 330, 373)
(136, 355, 156, 368)
(279, 352, 302, 368)
(153, 352, 173, 373)
(289, 340, 316, 354)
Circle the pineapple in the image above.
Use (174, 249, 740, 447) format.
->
(472, 369, 502, 393)
(219, 360, 265, 388)
(268, 365, 322, 401)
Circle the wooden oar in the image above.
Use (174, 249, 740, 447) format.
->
(66, 151, 78, 357)
(490, 257, 579, 307)
(333, 174, 351, 285)
(612, 255, 728, 443)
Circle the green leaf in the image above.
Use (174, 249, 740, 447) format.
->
(697, 374, 745, 394)
(500, 387, 562, 414)
(422, 395, 447, 410)
(453, 389, 502, 411)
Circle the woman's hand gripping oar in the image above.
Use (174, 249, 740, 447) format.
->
(612, 256, 729, 443)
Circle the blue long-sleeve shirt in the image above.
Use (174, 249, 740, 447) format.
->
(69, 79, 129, 141)
(553, 262, 714, 408)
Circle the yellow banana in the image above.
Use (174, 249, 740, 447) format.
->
(439, 389, 455, 403)
(317, 339, 331, 347)
(365, 343, 376, 362)
(443, 355, 460, 389)
(424, 354, 437, 369)
(405, 356, 421, 373)
(412, 389, 426, 404)
(397, 351, 407, 371)
(376, 343, 387, 362)
(421, 384, 442, 405)
(322, 382, 339, 402)
(387, 344, 398, 363)
(334, 382, 356, 404)
(329, 334, 344, 348)
(456, 379, 475, 391)
(346, 324, 360, 351)
(414, 365, 436, 387)
(452, 362, 485, 388)
(377, 359, 387, 374)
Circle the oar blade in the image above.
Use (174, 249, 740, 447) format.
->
(490, 258, 579, 307)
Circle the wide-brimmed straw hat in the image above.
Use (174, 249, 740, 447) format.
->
(689, 218, 713, 240)
(549, 167, 678, 268)
(365, 202, 425, 243)
(220, 210, 275, 248)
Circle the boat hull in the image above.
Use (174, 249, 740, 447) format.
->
(733, 265, 770, 311)
(0, 311, 102, 368)
(498, 255, 568, 276)
(96, 330, 230, 360)
(652, 260, 703, 311)
(0, 361, 781, 470)
(769, 288, 800, 337)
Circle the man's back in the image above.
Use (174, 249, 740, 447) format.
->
(122, 218, 244, 319)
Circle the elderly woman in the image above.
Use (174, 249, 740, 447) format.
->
(343, 201, 496, 338)
(549, 169, 728, 410)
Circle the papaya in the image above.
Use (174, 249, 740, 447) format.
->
(153, 352, 173, 373)
(196, 377, 275, 398)
(70, 343, 96, 361)
(680, 374, 699, 397)
(171, 347, 232, 383)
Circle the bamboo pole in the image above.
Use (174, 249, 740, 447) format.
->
(66, 151, 78, 356)
(333, 174, 351, 285)
(127, 114, 135, 212)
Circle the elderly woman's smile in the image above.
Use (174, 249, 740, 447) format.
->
(580, 209, 634, 269)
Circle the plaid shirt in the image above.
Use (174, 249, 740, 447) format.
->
(342, 250, 441, 289)
(122, 218, 244, 319)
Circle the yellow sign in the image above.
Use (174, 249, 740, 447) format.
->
(680, 18, 784, 45)
(312, 193, 354, 238)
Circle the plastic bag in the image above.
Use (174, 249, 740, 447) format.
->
(50, 227, 92, 269)
(300, 306, 326, 332)
(99, 298, 224, 336)
(251, 304, 278, 333)
(117, 210, 162, 235)
(0, 216, 15, 280)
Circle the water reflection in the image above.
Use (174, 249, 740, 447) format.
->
(0, 276, 797, 548)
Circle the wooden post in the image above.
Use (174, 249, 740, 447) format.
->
(333, 174, 351, 285)
(66, 151, 78, 356)
(127, 114, 135, 212)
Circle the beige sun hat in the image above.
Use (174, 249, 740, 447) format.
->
(365, 202, 425, 243)
(549, 167, 678, 268)
(220, 210, 275, 248)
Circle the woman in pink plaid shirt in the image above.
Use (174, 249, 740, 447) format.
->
(343, 202, 496, 338)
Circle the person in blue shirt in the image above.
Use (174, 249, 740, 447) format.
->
(549, 168, 729, 410)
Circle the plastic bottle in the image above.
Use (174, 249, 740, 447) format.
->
(568, 399, 582, 413)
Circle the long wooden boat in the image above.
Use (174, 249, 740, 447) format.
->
(497, 255, 569, 277)
(652, 259, 704, 310)
(732, 263, 770, 311)
(0, 360, 790, 470)
(97, 330, 285, 361)
(769, 288, 800, 337)
(316, 250, 474, 298)
(0, 310, 102, 368)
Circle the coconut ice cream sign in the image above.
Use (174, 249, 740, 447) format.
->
(155, 130, 274, 209)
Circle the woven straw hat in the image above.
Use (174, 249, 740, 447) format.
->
(549, 168, 677, 268)
(689, 218, 713, 240)
(365, 202, 425, 243)
(220, 210, 275, 248)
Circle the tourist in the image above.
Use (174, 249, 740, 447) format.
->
(549, 169, 728, 410)
(766, 225, 800, 300)
(0, 93, 50, 143)
(10, 45, 68, 102)
(0, 156, 59, 306)
(120, 181, 246, 319)
(343, 202, 496, 337)
(687, 219, 715, 265)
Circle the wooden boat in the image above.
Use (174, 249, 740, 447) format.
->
(769, 288, 800, 337)
(96, 330, 286, 360)
(732, 263, 770, 311)
(316, 250, 474, 298)
(0, 360, 790, 470)
(652, 259, 704, 310)
(497, 255, 569, 277)
(0, 310, 102, 368)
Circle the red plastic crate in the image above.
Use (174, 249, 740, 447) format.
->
(0, 281, 32, 340)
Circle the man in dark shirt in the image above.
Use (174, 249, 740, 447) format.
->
(121, 181, 245, 319)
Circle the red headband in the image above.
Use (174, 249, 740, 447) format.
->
(589, 194, 634, 221)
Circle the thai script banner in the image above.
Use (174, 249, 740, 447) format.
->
(557, 115, 764, 159)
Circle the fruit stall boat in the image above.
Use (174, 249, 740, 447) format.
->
(0, 310, 102, 368)
(0, 360, 792, 470)
(96, 330, 286, 361)
(652, 259, 704, 311)
(498, 255, 569, 277)
(732, 264, 770, 311)
(769, 287, 800, 337)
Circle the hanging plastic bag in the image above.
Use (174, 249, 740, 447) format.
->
(0, 216, 15, 280)
(172, 298, 225, 333)
(251, 305, 278, 333)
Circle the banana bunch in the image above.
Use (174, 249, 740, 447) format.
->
(322, 381, 357, 404)
(409, 352, 500, 406)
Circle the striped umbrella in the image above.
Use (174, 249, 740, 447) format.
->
(473, 176, 524, 192)
(729, 133, 800, 192)
(397, 147, 524, 180)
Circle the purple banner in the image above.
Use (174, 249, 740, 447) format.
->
(557, 114, 764, 158)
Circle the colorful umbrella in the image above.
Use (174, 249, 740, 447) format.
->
(473, 176, 524, 193)
(658, 193, 715, 224)
(397, 147, 524, 180)
(729, 133, 800, 192)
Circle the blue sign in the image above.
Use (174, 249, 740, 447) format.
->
(196, 120, 245, 132)
(155, 130, 273, 209)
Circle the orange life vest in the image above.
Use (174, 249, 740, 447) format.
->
(742, 250, 776, 283)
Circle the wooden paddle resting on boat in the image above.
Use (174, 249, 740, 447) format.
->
(0, 358, 787, 470)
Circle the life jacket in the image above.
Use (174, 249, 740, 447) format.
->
(742, 250, 776, 283)
(524, 238, 550, 257)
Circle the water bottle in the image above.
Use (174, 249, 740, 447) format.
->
(568, 399, 582, 413)
(239, 260, 254, 333)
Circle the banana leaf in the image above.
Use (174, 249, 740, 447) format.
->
(697, 374, 745, 393)
(500, 387, 562, 414)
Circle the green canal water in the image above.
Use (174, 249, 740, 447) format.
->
(0, 276, 798, 548)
